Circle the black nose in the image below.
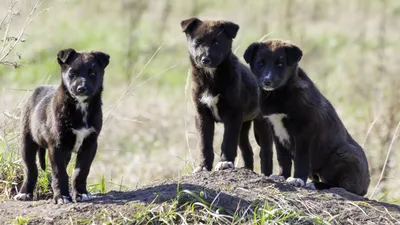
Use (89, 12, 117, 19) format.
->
(201, 57, 211, 65)
(263, 79, 272, 87)
(77, 86, 87, 94)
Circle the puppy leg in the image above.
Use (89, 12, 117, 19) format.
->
(216, 113, 243, 171)
(15, 134, 39, 201)
(287, 144, 309, 187)
(238, 121, 254, 170)
(253, 117, 273, 176)
(48, 147, 71, 204)
(275, 135, 292, 179)
(193, 113, 215, 172)
(72, 138, 97, 202)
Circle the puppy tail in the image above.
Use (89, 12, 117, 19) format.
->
(312, 181, 332, 190)
(38, 148, 46, 170)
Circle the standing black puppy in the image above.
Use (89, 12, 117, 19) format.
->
(14, 49, 110, 203)
(181, 17, 274, 174)
(243, 39, 370, 196)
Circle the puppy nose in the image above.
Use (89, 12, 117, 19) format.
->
(201, 57, 211, 65)
(77, 86, 87, 94)
(263, 79, 272, 87)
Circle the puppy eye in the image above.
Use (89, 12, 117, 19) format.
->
(213, 40, 219, 45)
(194, 40, 201, 45)
(276, 63, 283, 68)
(89, 72, 96, 76)
(257, 61, 264, 67)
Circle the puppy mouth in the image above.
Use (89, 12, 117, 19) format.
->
(262, 86, 275, 91)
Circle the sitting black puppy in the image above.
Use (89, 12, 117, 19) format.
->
(14, 49, 110, 203)
(243, 39, 370, 196)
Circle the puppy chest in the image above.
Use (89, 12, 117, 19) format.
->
(71, 127, 95, 153)
(199, 91, 221, 121)
(265, 114, 291, 147)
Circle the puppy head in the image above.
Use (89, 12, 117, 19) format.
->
(243, 39, 302, 91)
(57, 48, 110, 101)
(181, 17, 239, 68)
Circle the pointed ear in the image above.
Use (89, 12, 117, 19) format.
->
(284, 43, 303, 65)
(57, 48, 76, 65)
(243, 42, 260, 64)
(181, 17, 201, 33)
(92, 51, 110, 69)
(221, 21, 239, 39)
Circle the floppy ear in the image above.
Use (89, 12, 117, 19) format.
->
(181, 17, 201, 33)
(284, 43, 303, 65)
(221, 21, 239, 39)
(92, 51, 110, 69)
(57, 48, 76, 65)
(243, 42, 260, 64)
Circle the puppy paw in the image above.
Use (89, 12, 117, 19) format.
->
(286, 177, 305, 187)
(306, 181, 316, 190)
(74, 193, 93, 202)
(215, 161, 235, 171)
(193, 166, 209, 173)
(55, 195, 72, 204)
(269, 174, 286, 182)
(14, 193, 33, 201)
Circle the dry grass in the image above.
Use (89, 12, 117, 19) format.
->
(0, 0, 400, 203)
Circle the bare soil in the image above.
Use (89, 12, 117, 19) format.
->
(0, 168, 399, 224)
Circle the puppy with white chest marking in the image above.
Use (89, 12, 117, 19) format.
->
(181, 18, 275, 175)
(14, 48, 110, 203)
(243, 39, 370, 196)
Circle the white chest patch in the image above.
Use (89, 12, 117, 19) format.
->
(200, 91, 221, 121)
(265, 113, 291, 146)
(72, 127, 96, 153)
(72, 99, 94, 153)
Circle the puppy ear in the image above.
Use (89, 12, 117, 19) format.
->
(57, 48, 76, 65)
(221, 21, 239, 39)
(181, 17, 201, 33)
(243, 42, 260, 64)
(284, 43, 303, 65)
(92, 51, 110, 69)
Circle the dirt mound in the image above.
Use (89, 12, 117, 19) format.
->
(0, 169, 399, 224)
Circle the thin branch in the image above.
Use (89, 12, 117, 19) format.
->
(369, 120, 400, 199)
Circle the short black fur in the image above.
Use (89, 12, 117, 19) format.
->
(16, 48, 110, 203)
(244, 40, 370, 196)
(181, 17, 274, 174)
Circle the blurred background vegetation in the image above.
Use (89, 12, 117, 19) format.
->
(0, 0, 399, 202)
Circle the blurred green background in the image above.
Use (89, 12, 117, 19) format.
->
(0, 0, 399, 202)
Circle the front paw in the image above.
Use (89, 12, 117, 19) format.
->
(14, 193, 33, 201)
(54, 195, 72, 204)
(193, 166, 209, 173)
(73, 192, 93, 202)
(305, 181, 316, 190)
(269, 174, 286, 182)
(215, 161, 235, 171)
(286, 177, 305, 187)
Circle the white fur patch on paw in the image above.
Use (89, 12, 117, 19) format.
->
(215, 161, 235, 171)
(306, 181, 316, 190)
(14, 193, 32, 201)
(57, 196, 72, 204)
(286, 177, 305, 187)
(269, 174, 286, 182)
(193, 166, 208, 173)
(77, 193, 93, 202)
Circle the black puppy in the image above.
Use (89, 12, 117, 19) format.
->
(243, 39, 370, 196)
(14, 49, 110, 203)
(181, 18, 274, 175)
